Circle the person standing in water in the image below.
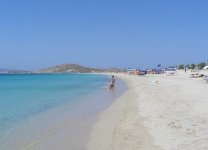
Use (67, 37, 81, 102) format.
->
(112, 75, 115, 87)
(108, 75, 116, 90)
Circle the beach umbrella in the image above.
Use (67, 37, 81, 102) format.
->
(157, 64, 161, 67)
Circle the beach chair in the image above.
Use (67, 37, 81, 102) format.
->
(191, 73, 200, 78)
(165, 68, 176, 75)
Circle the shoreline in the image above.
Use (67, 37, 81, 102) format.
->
(3, 71, 208, 149)
(9, 75, 126, 150)
(87, 74, 161, 150)
(87, 71, 208, 150)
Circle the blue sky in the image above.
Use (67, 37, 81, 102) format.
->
(0, 0, 208, 70)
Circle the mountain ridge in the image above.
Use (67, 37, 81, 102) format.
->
(34, 64, 122, 73)
(0, 64, 122, 74)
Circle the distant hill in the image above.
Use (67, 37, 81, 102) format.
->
(104, 67, 122, 73)
(35, 64, 122, 73)
(0, 69, 31, 74)
(0, 64, 123, 74)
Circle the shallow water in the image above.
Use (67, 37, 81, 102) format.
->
(0, 73, 125, 150)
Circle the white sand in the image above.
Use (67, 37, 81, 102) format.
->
(87, 71, 208, 150)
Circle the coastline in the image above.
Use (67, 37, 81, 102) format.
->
(87, 71, 208, 150)
(3, 71, 208, 149)
(9, 74, 126, 150)
(87, 74, 161, 150)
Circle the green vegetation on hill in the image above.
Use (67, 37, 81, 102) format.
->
(35, 64, 122, 73)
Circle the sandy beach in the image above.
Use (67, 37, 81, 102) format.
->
(87, 71, 208, 150)
(2, 0, 208, 149)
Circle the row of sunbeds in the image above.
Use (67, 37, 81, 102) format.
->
(190, 73, 208, 83)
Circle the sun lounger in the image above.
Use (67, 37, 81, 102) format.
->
(191, 73, 200, 78)
(165, 68, 176, 75)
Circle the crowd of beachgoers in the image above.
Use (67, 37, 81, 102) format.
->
(89, 66, 208, 150)
(125, 66, 208, 82)
(108, 65, 208, 90)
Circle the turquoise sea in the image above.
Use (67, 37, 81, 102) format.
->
(0, 73, 118, 150)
